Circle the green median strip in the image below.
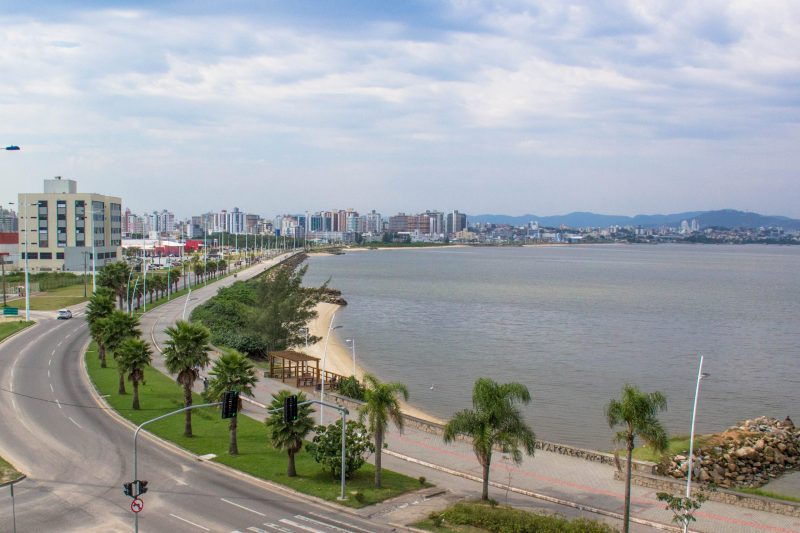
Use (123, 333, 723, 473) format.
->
(0, 455, 23, 485)
(0, 321, 34, 343)
(85, 341, 425, 507)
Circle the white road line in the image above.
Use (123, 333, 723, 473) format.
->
(57, 341, 62, 347)
(260, 524, 293, 533)
(295, 515, 358, 533)
(49, 358, 52, 366)
(51, 350, 55, 357)
(246, 528, 269, 533)
(220, 498, 266, 516)
(279, 518, 327, 533)
(307, 513, 372, 533)
(68, 417, 82, 428)
(48, 369, 50, 378)
(169, 513, 210, 531)
(50, 383, 54, 393)
(12, 397, 17, 412)
(56, 399, 61, 409)
(65, 333, 72, 339)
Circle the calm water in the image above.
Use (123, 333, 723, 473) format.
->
(303, 245, 800, 450)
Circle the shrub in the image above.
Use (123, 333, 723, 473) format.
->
(338, 375, 365, 401)
(418, 476, 426, 486)
(440, 501, 617, 533)
(305, 420, 375, 478)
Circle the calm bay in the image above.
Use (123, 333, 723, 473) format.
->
(303, 244, 800, 451)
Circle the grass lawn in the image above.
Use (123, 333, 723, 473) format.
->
(0, 455, 23, 485)
(6, 284, 88, 311)
(630, 435, 709, 463)
(734, 487, 800, 503)
(85, 342, 426, 507)
(0, 320, 34, 342)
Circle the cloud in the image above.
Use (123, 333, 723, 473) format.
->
(0, 1, 799, 217)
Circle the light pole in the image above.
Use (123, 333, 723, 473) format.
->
(345, 338, 356, 376)
(319, 313, 342, 424)
(684, 354, 708, 533)
(23, 195, 31, 321)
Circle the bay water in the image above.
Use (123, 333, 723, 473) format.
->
(303, 244, 800, 451)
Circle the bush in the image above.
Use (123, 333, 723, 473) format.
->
(439, 501, 617, 533)
(338, 376, 365, 401)
(306, 419, 375, 478)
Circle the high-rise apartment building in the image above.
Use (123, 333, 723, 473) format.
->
(18, 177, 122, 272)
(0, 207, 18, 232)
(446, 210, 467, 234)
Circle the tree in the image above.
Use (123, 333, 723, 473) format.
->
(338, 376, 365, 401)
(116, 338, 152, 410)
(163, 320, 212, 437)
(101, 311, 141, 394)
(251, 265, 322, 353)
(98, 261, 131, 309)
(657, 490, 708, 529)
(358, 373, 408, 488)
(169, 266, 181, 293)
(205, 350, 258, 455)
(606, 385, 668, 533)
(194, 261, 205, 284)
(443, 378, 536, 501)
(306, 419, 375, 479)
(217, 258, 227, 276)
(86, 287, 115, 368)
(265, 390, 315, 476)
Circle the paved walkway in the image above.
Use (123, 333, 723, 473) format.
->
(138, 255, 800, 533)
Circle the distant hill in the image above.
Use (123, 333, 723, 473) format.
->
(468, 210, 800, 230)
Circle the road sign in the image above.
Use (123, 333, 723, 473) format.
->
(130, 498, 144, 513)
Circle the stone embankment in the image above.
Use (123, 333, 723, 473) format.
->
(658, 416, 798, 489)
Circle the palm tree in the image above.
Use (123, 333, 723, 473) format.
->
(358, 373, 409, 488)
(606, 385, 668, 533)
(169, 266, 181, 293)
(101, 311, 141, 394)
(443, 378, 536, 501)
(98, 261, 131, 309)
(265, 390, 315, 476)
(217, 258, 227, 276)
(193, 262, 205, 284)
(117, 338, 152, 410)
(205, 351, 258, 455)
(163, 320, 211, 437)
(86, 287, 115, 368)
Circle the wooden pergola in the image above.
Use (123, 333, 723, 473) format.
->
(268, 350, 320, 388)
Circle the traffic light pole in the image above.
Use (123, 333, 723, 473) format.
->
(272, 398, 349, 501)
(132, 402, 221, 532)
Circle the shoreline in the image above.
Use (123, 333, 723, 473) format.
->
(305, 301, 445, 425)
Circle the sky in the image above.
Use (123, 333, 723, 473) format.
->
(1, 0, 799, 219)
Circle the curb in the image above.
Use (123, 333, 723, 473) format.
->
(383, 449, 681, 532)
(0, 320, 37, 346)
(0, 474, 27, 488)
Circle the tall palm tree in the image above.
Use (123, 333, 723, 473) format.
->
(205, 351, 258, 455)
(606, 385, 668, 533)
(193, 262, 205, 284)
(163, 320, 211, 437)
(86, 287, 115, 368)
(169, 267, 181, 293)
(265, 390, 315, 476)
(101, 311, 141, 394)
(117, 338, 152, 410)
(98, 261, 131, 309)
(358, 373, 409, 488)
(443, 378, 536, 501)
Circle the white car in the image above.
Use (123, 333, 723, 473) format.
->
(57, 309, 73, 320)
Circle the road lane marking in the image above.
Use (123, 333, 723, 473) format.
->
(220, 498, 266, 516)
(279, 519, 327, 533)
(169, 513, 210, 531)
(261, 525, 293, 533)
(51, 350, 55, 357)
(246, 528, 269, 533)
(57, 341, 62, 347)
(56, 399, 61, 409)
(295, 515, 360, 533)
(50, 383, 54, 393)
(47, 369, 50, 378)
(49, 358, 52, 365)
(68, 417, 82, 428)
(65, 333, 72, 339)
(306, 513, 371, 533)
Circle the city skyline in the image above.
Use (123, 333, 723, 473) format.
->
(2, 2, 800, 217)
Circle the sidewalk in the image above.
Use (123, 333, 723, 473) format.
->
(139, 256, 800, 533)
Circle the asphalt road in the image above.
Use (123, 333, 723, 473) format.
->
(0, 255, 398, 533)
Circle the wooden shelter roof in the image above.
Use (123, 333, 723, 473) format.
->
(268, 350, 319, 362)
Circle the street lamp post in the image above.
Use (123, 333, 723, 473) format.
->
(684, 354, 708, 533)
(23, 195, 31, 321)
(319, 313, 342, 424)
(345, 338, 356, 376)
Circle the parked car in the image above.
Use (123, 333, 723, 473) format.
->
(57, 309, 73, 320)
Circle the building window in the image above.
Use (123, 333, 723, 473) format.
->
(39, 252, 53, 259)
(23, 252, 38, 260)
(56, 252, 64, 259)
(38, 229, 49, 248)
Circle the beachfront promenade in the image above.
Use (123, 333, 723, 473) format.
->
(139, 255, 800, 533)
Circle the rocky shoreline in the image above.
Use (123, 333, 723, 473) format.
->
(659, 416, 798, 489)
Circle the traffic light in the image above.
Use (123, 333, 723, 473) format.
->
(221, 390, 239, 419)
(284, 394, 298, 422)
(135, 480, 149, 496)
(123, 482, 133, 497)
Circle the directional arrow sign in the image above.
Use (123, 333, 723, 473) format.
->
(131, 498, 144, 513)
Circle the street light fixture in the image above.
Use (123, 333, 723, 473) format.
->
(684, 355, 709, 533)
(345, 338, 356, 376)
(319, 313, 342, 424)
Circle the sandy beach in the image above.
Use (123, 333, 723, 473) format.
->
(305, 301, 445, 425)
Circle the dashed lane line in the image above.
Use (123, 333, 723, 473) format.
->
(220, 498, 266, 516)
(169, 513, 210, 531)
(49, 383, 54, 393)
(68, 417, 82, 429)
